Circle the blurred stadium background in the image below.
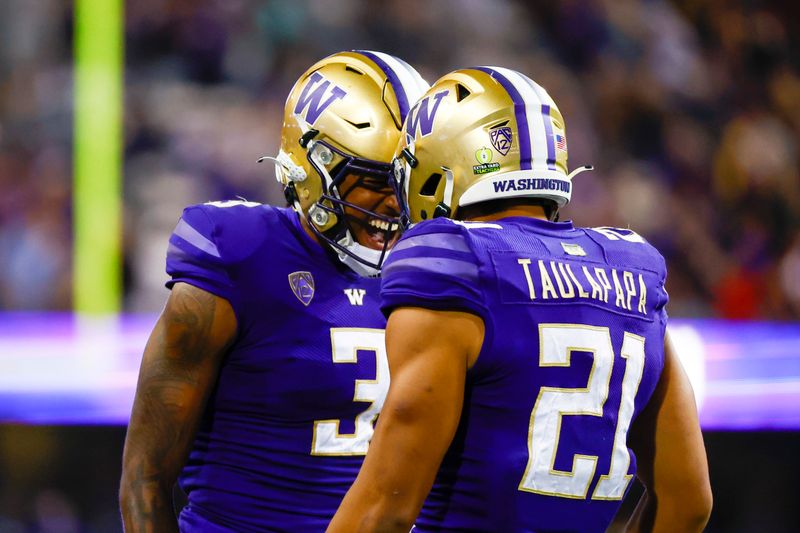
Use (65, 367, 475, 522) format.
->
(0, 0, 798, 531)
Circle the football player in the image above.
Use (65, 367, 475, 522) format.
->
(329, 68, 712, 532)
(119, 51, 428, 531)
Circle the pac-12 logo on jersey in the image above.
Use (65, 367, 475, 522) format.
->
(289, 271, 315, 306)
(344, 288, 366, 306)
(294, 71, 347, 124)
(405, 90, 448, 139)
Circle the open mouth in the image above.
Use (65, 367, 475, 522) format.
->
(358, 216, 400, 249)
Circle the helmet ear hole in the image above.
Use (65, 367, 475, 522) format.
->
(346, 120, 371, 129)
(419, 172, 443, 196)
(456, 83, 471, 102)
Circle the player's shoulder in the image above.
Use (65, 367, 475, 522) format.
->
(582, 225, 666, 276)
(383, 218, 482, 280)
(389, 218, 482, 258)
(173, 200, 291, 263)
(583, 225, 663, 257)
(182, 200, 295, 237)
(412, 217, 504, 232)
(380, 218, 489, 319)
(394, 217, 503, 248)
(181, 199, 283, 230)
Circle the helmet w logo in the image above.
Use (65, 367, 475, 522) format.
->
(405, 90, 449, 140)
(294, 71, 347, 125)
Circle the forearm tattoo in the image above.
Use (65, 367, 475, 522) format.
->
(121, 285, 226, 531)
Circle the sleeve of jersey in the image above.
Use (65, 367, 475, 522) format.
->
(165, 205, 236, 304)
(655, 250, 670, 323)
(380, 223, 488, 320)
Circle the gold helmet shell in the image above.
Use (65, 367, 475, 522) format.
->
(269, 50, 428, 276)
(392, 67, 591, 224)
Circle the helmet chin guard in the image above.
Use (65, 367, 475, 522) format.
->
(303, 139, 399, 275)
(336, 234, 384, 278)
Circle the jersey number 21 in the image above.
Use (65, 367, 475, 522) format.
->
(519, 324, 646, 500)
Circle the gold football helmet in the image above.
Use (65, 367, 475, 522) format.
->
(263, 50, 428, 276)
(391, 67, 592, 225)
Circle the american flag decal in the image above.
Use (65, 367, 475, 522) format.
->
(555, 133, 567, 151)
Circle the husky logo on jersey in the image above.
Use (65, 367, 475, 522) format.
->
(344, 288, 366, 306)
(293, 71, 347, 125)
(405, 90, 449, 139)
(490, 125, 513, 156)
(288, 271, 315, 306)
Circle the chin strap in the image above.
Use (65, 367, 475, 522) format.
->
(434, 167, 455, 218)
(336, 233, 383, 277)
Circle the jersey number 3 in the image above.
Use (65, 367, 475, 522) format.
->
(519, 324, 646, 500)
(312, 328, 389, 456)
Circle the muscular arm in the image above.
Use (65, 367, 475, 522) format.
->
(119, 282, 237, 532)
(327, 307, 484, 533)
(626, 331, 712, 533)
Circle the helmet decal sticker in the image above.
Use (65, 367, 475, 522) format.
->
(541, 104, 557, 170)
(405, 90, 449, 140)
(555, 133, 567, 152)
(490, 125, 513, 156)
(473, 147, 500, 175)
(294, 71, 347, 125)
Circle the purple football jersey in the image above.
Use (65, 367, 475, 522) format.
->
(166, 201, 388, 531)
(381, 217, 669, 533)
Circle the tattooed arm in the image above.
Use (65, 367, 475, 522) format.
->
(119, 282, 237, 532)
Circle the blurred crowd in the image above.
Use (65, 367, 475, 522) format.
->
(1, 0, 799, 319)
(1, 1, 800, 531)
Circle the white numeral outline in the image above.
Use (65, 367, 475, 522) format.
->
(593, 333, 645, 499)
(311, 328, 389, 456)
(590, 227, 646, 243)
(518, 324, 645, 500)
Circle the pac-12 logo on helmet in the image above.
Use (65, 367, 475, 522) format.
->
(293, 71, 348, 125)
(490, 125, 513, 156)
(405, 90, 449, 140)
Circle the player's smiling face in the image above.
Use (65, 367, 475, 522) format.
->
(337, 172, 401, 250)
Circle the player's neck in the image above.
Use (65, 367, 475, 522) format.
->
(299, 214, 323, 245)
(463, 204, 549, 222)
